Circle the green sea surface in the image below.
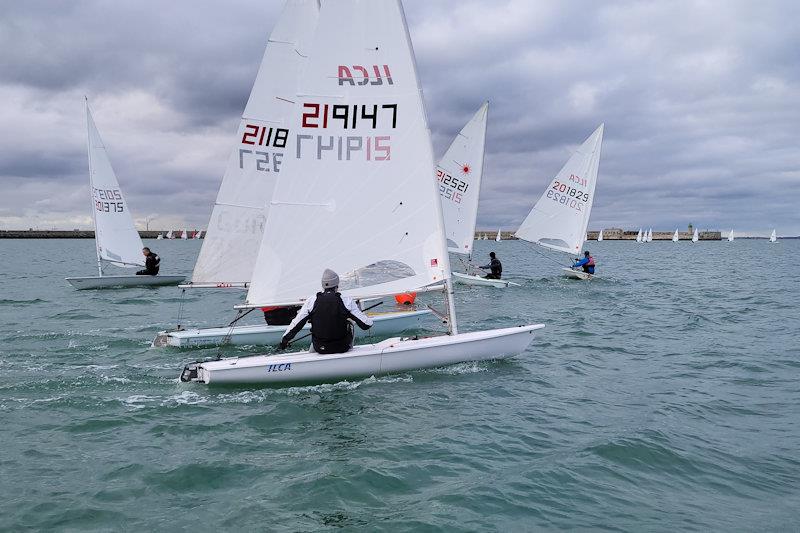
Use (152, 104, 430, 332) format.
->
(1, 238, 798, 530)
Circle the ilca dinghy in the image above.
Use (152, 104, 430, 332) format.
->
(180, 0, 544, 385)
(439, 103, 519, 288)
(156, 0, 431, 348)
(515, 125, 604, 280)
(66, 99, 184, 290)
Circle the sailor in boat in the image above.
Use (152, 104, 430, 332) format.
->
(572, 251, 595, 275)
(278, 269, 373, 354)
(262, 305, 300, 326)
(136, 247, 160, 276)
(479, 252, 503, 279)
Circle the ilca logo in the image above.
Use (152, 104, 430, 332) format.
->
(338, 65, 393, 86)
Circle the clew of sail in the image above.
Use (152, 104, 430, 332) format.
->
(438, 102, 488, 256)
(190, 0, 321, 288)
(86, 100, 144, 268)
(243, 0, 450, 307)
(515, 124, 604, 254)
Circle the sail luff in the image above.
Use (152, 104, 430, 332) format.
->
(85, 98, 103, 275)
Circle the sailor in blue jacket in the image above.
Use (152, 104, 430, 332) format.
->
(572, 251, 595, 274)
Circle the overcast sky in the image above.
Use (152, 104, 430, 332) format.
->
(1, 0, 798, 235)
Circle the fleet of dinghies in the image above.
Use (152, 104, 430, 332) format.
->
(514, 124, 604, 280)
(65, 99, 185, 290)
(154, 0, 433, 349)
(179, 0, 544, 385)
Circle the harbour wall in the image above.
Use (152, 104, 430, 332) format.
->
(0, 230, 198, 239)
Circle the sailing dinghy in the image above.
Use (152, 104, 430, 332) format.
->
(692, 228, 699, 242)
(180, 0, 543, 385)
(597, 229, 603, 241)
(728, 229, 734, 242)
(156, 0, 431, 348)
(514, 125, 604, 280)
(770, 229, 777, 243)
(636, 228, 642, 243)
(672, 229, 679, 242)
(66, 99, 184, 290)
(438, 103, 518, 288)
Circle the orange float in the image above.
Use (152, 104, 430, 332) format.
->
(394, 292, 417, 305)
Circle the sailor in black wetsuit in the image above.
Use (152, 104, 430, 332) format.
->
(479, 251, 502, 279)
(278, 269, 373, 354)
(136, 247, 160, 276)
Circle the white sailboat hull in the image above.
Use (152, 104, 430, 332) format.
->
(180, 324, 544, 385)
(66, 275, 185, 290)
(452, 271, 520, 287)
(154, 309, 433, 348)
(562, 268, 593, 280)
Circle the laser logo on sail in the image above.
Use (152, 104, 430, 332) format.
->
(337, 65, 393, 86)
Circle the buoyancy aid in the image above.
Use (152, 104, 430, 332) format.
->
(310, 291, 350, 343)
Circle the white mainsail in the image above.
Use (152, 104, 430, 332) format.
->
(180, 230, 188, 240)
(495, 228, 501, 242)
(647, 228, 653, 242)
(728, 229, 734, 242)
(770, 229, 777, 243)
(636, 228, 642, 243)
(86, 99, 144, 270)
(438, 102, 488, 256)
(597, 229, 603, 241)
(166, 230, 173, 239)
(672, 229, 679, 242)
(515, 124, 604, 255)
(244, 0, 451, 307)
(190, 0, 321, 287)
(692, 228, 699, 242)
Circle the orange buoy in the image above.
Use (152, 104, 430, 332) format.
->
(394, 292, 417, 305)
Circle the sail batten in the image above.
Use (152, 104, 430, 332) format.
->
(515, 124, 604, 255)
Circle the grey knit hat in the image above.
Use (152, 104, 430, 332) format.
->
(321, 268, 339, 289)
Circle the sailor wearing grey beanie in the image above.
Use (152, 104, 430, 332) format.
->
(279, 269, 373, 353)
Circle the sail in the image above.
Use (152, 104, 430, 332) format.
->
(191, 0, 321, 287)
(515, 124, 604, 254)
(770, 229, 777, 242)
(597, 229, 603, 242)
(495, 228, 501, 242)
(438, 102, 488, 255)
(636, 228, 642, 243)
(692, 228, 699, 242)
(86, 100, 144, 268)
(244, 0, 450, 306)
(728, 229, 734, 242)
(647, 228, 653, 242)
(672, 229, 679, 242)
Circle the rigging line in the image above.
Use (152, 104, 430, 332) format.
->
(175, 289, 186, 330)
(528, 243, 572, 268)
(217, 308, 245, 360)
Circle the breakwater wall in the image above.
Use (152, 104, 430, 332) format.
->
(0, 230, 196, 239)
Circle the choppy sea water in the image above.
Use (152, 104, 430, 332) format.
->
(1, 238, 798, 530)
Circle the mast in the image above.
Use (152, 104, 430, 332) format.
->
(86, 97, 103, 277)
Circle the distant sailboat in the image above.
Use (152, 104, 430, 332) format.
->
(728, 229, 734, 242)
(495, 228, 502, 242)
(166, 230, 174, 239)
(636, 228, 642, 243)
(692, 228, 699, 242)
(647, 228, 653, 242)
(180, 230, 188, 240)
(597, 229, 603, 242)
(515, 124, 604, 280)
(65, 99, 184, 290)
(672, 229, 679, 242)
(157, 233, 164, 240)
(770, 229, 777, 243)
